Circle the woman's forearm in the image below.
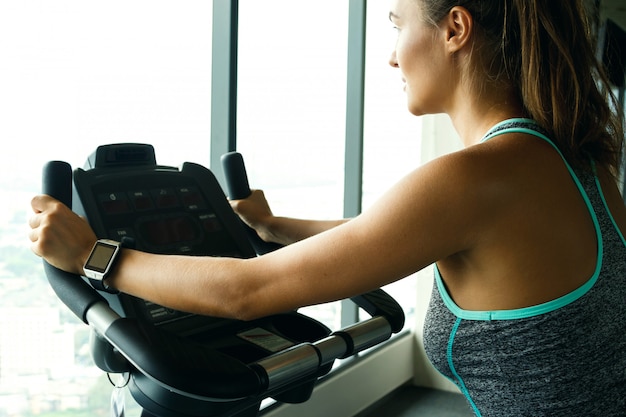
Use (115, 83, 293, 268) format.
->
(264, 217, 350, 245)
(105, 249, 262, 320)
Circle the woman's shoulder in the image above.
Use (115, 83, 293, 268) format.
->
(432, 129, 567, 186)
(416, 135, 544, 194)
(409, 131, 576, 224)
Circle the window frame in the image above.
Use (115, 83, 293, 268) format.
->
(210, 0, 369, 327)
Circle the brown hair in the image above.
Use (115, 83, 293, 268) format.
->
(421, 0, 624, 174)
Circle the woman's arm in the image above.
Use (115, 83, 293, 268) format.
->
(29, 149, 488, 321)
(229, 189, 348, 245)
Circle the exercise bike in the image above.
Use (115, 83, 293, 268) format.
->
(41, 143, 405, 417)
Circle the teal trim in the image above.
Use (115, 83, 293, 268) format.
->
(434, 119, 605, 321)
(434, 262, 600, 320)
(594, 172, 626, 247)
(447, 318, 482, 416)
(480, 118, 537, 143)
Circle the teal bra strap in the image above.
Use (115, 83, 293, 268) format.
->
(480, 118, 538, 143)
(434, 118, 604, 321)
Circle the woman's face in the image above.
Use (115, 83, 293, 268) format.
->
(388, 0, 453, 116)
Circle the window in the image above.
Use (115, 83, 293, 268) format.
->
(0, 1, 418, 415)
(0, 2, 212, 415)
(237, 0, 349, 222)
(236, 1, 420, 328)
(237, 0, 350, 330)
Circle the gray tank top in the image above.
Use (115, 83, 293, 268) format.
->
(423, 119, 626, 416)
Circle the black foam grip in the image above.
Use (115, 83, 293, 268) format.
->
(42, 161, 73, 206)
(221, 152, 252, 199)
(41, 161, 106, 324)
(350, 289, 405, 333)
(220, 152, 282, 255)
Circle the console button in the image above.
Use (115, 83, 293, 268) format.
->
(178, 186, 207, 211)
(151, 188, 180, 209)
(109, 228, 135, 242)
(99, 192, 131, 215)
(199, 213, 223, 232)
(129, 190, 154, 211)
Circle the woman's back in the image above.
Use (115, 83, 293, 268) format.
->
(424, 120, 626, 416)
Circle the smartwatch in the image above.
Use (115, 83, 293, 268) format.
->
(83, 239, 122, 293)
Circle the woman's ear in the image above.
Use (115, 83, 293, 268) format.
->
(441, 6, 473, 53)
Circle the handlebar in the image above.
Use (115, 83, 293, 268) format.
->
(41, 161, 106, 324)
(221, 152, 283, 255)
(221, 152, 405, 333)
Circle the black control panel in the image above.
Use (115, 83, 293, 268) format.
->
(92, 179, 241, 257)
(72, 145, 257, 332)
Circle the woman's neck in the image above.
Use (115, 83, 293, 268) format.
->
(447, 85, 526, 147)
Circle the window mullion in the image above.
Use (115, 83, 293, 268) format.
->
(210, 0, 239, 187)
(342, 0, 367, 326)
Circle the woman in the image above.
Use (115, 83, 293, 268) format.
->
(29, 0, 626, 415)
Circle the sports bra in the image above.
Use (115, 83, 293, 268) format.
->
(423, 118, 626, 416)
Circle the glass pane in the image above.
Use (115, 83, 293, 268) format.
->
(0, 2, 212, 415)
(362, 1, 422, 322)
(237, 0, 350, 330)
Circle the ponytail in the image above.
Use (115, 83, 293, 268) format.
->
(509, 0, 623, 173)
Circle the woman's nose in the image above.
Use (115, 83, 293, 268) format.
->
(388, 50, 399, 68)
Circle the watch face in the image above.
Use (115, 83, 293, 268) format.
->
(86, 242, 118, 273)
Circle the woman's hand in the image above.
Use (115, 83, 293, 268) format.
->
(229, 189, 349, 245)
(28, 194, 98, 275)
(228, 189, 276, 242)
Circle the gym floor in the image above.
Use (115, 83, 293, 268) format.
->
(356, 386, 473, 417)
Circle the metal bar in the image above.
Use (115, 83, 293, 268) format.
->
(255, 344, 321, 392)
(341, 0, 367, 327)
(343, 0, 367, 220)
(210, 0, 239, 187)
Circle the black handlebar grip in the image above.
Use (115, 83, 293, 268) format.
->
(41, 161, 106, 324)
(42, 160, 73, 206)
(350, 289, 405, 333)
(221, 152, 252, 200)
(221, 152, 282, 255)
